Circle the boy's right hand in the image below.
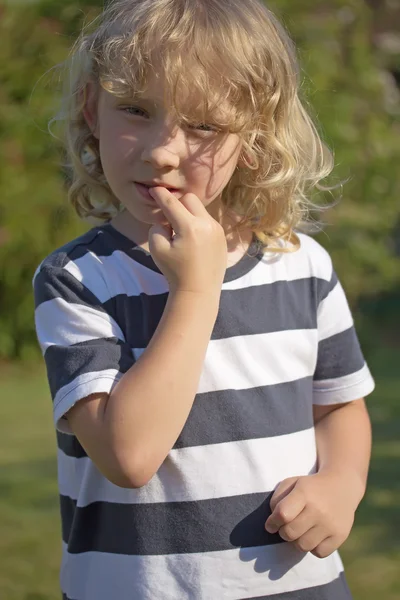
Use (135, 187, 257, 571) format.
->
(148, 187, 227, 295)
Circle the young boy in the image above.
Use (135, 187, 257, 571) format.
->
(33, 1, 374, 598)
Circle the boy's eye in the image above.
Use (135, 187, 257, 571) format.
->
(121, 106, 148, 118)
(187, 123, 221, 136)
(190, 123, 218, 132)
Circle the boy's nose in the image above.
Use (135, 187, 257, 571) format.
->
(141, 145, 180, 170)
(141, 124, 182, 169)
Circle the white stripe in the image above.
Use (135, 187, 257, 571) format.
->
(54, 369, 122, 433)
(58, 428, 318, 506)
(66, 250, 169, 302)
(132, 330, 319, 393)
(317, 282, 353, 342)
(313, 363, 375, 405)
(198, 329, 318, 393)
(60, 542, 344, 600)
(222, 255, 273, 290)
(63, 257, 85, 283)
(35, 298, 125, 352)
(297, 234, 333, 279)
(223, 234, 332, 291)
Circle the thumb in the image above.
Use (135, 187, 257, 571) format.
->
(269, 477, 299, 513)
(148, 223, 173, 257)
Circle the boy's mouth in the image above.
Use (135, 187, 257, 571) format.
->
(136, 181, 180, 192)
(134, 182, 182, 200)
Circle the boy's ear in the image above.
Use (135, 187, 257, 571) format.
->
(238, 137, 257, 168)
(82, 82, 100, 139)
(238, 152, 253, 168)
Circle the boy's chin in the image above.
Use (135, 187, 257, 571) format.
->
(122, 205, 169, 227)
(147, 210, 170, 227)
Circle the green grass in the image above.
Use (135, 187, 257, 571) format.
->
(340, 349, 400, 600)
(0, 362, 60, 600)
(0, 350, 399, 599)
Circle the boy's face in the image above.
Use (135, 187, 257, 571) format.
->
(86, 74, 242, 228)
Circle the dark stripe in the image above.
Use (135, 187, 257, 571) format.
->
(34, 264, 105, 311)
(213, 279, 318, 340)
(318, 269, 338, 304)
(104, 277, 328, 349)
(314, 327, 365, 381)
(44, 337, 134, 401)
(58, 378, 314, 458)
(45, 226, 120, 264)
(103, 293, 168, 349)
(61, 492, 284, 555)
(68, 224, 160, 268)
(245, 571, 352, 599)
(174, 377, 314, 448)
(223, 241, 263, 282)
(62, 595, 77, 600)
(57, 431, 87, 458)
(36, 227, 103, 270)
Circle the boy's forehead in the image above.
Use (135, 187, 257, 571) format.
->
(137, 72, 166, 104)
(137, 72, 198, 103)
(137, 72, 233, 116)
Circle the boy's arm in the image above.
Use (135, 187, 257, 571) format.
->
(67, 188, 227, 489)
(265, 399, 372, 558)
(313, 399, 372, 501)
(68, 290, 220, 489)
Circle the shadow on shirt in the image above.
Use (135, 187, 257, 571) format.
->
(230, 492, 306, 578)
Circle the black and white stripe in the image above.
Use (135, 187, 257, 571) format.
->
(33, 225, 373, 599)
(57, 428, 318, 505)
(59, 541, 349, 600)
(57, 376, 317, 460)
(245, 572, 352, 599)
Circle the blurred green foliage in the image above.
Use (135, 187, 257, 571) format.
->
(0, 0, 399, 359)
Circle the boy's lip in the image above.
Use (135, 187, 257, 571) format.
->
(136, 180, 181, 191)
(134, 182, 182, 201)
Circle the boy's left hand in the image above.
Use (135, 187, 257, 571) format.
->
(265, 471, 360, 558)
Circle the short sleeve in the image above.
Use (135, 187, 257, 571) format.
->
(313, 268, 375, 405)
(33, 265, 135, 433)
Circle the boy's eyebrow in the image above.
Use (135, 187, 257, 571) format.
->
(113, 93, 234, 122)
(115, 94, 159, 106)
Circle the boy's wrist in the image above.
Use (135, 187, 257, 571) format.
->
(316, 466, 366, 508)
(168, 288, 221, 311)
(158, 288, 221, 341)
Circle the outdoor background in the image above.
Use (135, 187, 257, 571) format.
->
(0, 0, 399, 598)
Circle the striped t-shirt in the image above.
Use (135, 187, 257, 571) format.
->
(33, 223, 374, 600)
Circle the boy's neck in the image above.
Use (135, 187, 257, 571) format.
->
(110, 210, 152, 253)
(109, 203, 253, 267)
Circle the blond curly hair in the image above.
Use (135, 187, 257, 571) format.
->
(54, 0, 336, 250)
